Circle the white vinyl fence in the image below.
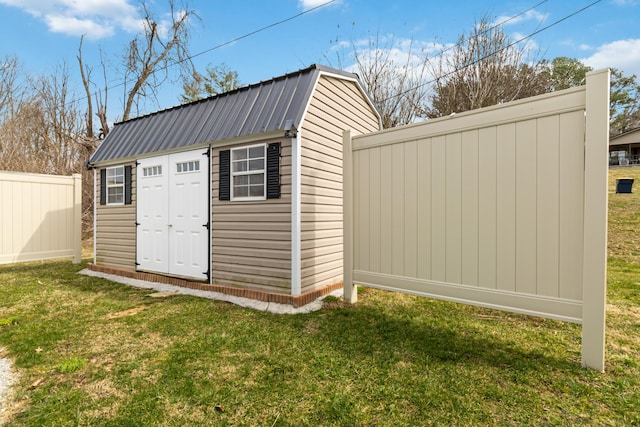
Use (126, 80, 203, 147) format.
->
(343, 69, 610, 371)
(0, 171, 82, 264)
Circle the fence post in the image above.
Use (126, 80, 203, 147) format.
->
(582, 69, 610, 371)
(72, 173, 82, 264)
(343, 130, 357, 303)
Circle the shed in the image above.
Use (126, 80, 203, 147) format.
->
(87, 64, 381, 305)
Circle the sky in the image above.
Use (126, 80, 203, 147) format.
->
(0, 0, 638, 122)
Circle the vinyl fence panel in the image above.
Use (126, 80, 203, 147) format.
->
(0, 171, 82, 264)
(344, 69, 610, 371)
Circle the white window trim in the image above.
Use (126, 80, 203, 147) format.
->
(176, 159, 200, 174)
(106, 166, 125, 206)
(142, 165, 163, 177)
(230, 143, 266, 201)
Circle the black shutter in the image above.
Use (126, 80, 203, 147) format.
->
(266, 142, 281, 199)
(100, 169, 106, 205)
(219, 149, 230, 201)
(124, 165, 132, 205)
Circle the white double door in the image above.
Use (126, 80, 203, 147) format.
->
(136, 149, 209, 280)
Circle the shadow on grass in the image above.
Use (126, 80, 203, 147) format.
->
(311, 300, 579, 374)
(0, 259, 579, 376)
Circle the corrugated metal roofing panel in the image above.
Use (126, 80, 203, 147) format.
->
(89, 64, 354, 164)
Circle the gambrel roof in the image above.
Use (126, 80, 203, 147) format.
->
(89, 64, 369, 164)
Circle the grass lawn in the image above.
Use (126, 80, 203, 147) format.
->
(1, 169, 639, 426)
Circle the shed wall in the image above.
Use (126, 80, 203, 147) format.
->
(211, 138, 293, 293)
(95, 163, 137, 271)
(299, 75, 380, 293)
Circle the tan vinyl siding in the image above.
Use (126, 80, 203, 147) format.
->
(95, 163, 136, 271)
(211, 138, 292, 293)
(299, 75, 380, 293)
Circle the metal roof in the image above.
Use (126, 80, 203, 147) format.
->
(89, 64, 361, 164)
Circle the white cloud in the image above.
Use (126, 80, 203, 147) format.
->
(337, 35, 445, 88)
(582, 39, 640, 77)
(0, 0, 139, 39)
(510, 32, 540, 58)
(45, 14, 114, 39)
(493, 9, 548, 27)
(611, 0, 637, 5)
(298, 0, 342, 11)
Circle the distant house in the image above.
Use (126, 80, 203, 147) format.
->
(86, 64, 381, 305)
(609, 127, 640, 166)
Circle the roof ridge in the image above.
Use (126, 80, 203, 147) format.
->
(114, 64, 357, 126)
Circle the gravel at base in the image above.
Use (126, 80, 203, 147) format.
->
(0, 351, 16, 422)
(79, 268, 342, 314)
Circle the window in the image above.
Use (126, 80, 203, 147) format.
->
(219, 142, 280, 201)
(231, 144, 265, 200)
(106, 166, 125, 205)
(143, 165, 162, 177)
(100, 165, 132, 206)
(176, 160, 200, 173)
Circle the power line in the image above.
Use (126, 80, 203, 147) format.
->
(73, 0, 337, 111)
(396, 0, 550, 78)
(185, 1, 337, 63)
(432, 0, 549, 62)
(383, 0, 603, 104)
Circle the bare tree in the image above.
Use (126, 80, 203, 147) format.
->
(0, 55, 22, 119)
(121, 0, 198, 120)
(0, 63, 98, 234)
(426, 16, 548, 118)
(2, 65, 85, 174)
(95, 50, 110, 138)
(78, 41, 110, 138)
(78, 0, 198, 135)
(78, 36, 94, 139)
(351, 34, 431, 128)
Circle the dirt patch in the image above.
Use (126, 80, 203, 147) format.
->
(147, 292, 178, 298)
(106, 306, 147, 319)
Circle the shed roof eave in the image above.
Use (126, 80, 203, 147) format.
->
(88, 129, 289, 168)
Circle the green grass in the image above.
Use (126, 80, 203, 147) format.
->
(1, 169, 639, 426)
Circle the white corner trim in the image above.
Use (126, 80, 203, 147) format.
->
(93, 168, 97, 265)
(291, 133, 302, 296)
(209, 144, 214, 285)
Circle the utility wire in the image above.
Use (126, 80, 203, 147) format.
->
(396, 0, 549, 78)
(383, 0, 603, 104)
(184, 0, 336, 63)
(72, 0, 336, 109)
(431, 0, 549, 63)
